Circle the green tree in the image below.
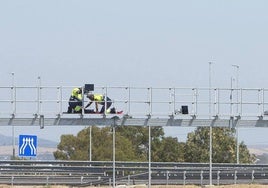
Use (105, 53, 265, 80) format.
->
(54, 126, 179, 161)
(54, 126, 137, 161)
(53, 134, 80, 160)
(152, 136, 185, 162)
(116, 126, 165, 161)
(184, 127, 256, 163)
(54, 126, 254, 163)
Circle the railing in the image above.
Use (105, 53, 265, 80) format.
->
(1, 160, 268, 186)
(1, 85, 268, 119)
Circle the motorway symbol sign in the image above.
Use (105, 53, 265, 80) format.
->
(19, 135, 37, 157)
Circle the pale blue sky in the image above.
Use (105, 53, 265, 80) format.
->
(1, 1, 268, 145)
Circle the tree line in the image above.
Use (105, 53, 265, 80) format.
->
(53, 126, 256, 163)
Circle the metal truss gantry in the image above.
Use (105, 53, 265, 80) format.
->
(1, 85, 268, 128)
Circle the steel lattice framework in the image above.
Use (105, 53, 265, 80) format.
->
(1, 85, 268, 127)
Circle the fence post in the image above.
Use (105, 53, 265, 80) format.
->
(98, 176, 101, 187)
(200, 170, 203, 186)
(252, 170, 255, 183)
(81, 176, 83, 184)
(46, 176, 49, 186)
(183, 171, 186, 185)
(217, 170, 220, 186)
(234, 170, 237, 184)
(109, 178, 112, 186)
(128, 175, 130, 185)
(166, 170, 169, 185)
(11, 176, 14, 186)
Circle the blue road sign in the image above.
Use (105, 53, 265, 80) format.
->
(19, 135, 37, 157)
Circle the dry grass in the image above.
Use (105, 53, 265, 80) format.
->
(141, 186, 268, 188)
(1, 185, 268, 188)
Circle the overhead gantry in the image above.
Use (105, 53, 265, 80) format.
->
(1, 85, 268, 128)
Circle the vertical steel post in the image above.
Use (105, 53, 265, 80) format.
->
(236, 124, 239, 164)
(11, 176, 14, 186)
(105, 87, 108, 116)
(11, 72, 16, 115)
(262, 89, 265, 115)
(112, 124, 116, 188)
(216, 88, 220, 115)
(125, 87, 130, 114)
(234, 170, 237, 184)
(200, 170, 203, 186)
(81, 87, 84, 116)
(89, 126, 92, 162)
(230, 77, 233, 116)
(148, 87, 152, 188)
(173, 88, 176, 114)
(148, 87, 152, 115)
(232, 65, 240, 164)
(46, 176, 49, 186)
(39, 115, 44, 129)
(166, 171, 169, 185)
(217, 171, 220, 186)
(37, 76, 41, 115)
(147, 85, 152, 188)
(209, 62, 213, 186)
(194, 88, 198, 115)
(58, 86, 62, 114)
(251, 170, 255, 183)
(128, 87, 131, 114)
(232, 64, 239, 114)
(258, 89, 261, 115)
(127, 175, 130, 185)
(183, 171, 186, 185)
(148, 120, 151, 188)
(11, 72, 15, 159)
(168, 88, 172, 114)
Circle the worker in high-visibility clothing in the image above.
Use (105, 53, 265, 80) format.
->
(85, 93, 112, 113)
(67, 87, 83, 113)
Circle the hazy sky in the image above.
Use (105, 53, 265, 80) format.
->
(1, 1, 268, 145)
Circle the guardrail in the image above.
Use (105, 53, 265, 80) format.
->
(1, 85, 268, 119)
(0, 160, 268, 186)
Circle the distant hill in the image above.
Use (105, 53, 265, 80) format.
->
(0, 134, 58, 160)
(248, 145, 268, 155)
(0, 134, 58, 148)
